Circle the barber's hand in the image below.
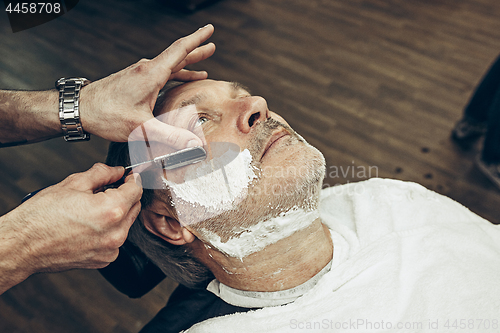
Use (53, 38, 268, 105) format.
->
(5, 163, 142, 275)
(80, 24, 216, 148)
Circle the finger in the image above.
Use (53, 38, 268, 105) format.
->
(170, 42, 216, 74)
(150, 24, 214, 82)
(170, 69, 208, 82)
(125, 172, 142, 187)
(70, 163, 125, 191)
(112, 174, 143, 208)
(121, 200, 142, 230)
(139, 117, 203, 150)
(95, 249, 121, 268)
(108, 249, 120, 265)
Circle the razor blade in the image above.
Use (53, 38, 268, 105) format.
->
(126, 146, 207, 172)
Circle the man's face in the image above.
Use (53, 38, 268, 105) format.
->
(145, 79, 325, 242)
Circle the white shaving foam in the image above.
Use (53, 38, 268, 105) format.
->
(200, 208, 320, 258)
(163, 148, 257, 217)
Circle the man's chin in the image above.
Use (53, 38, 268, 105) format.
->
(248, 144, 326, 213)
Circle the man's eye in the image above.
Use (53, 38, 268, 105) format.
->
(196, 116, 209, 126)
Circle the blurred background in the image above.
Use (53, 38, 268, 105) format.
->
(1, 0, 500, 331)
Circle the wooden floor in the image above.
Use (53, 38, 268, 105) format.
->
(1, 0, 500, 331)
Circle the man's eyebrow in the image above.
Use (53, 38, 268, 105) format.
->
(179, 94, 204, 108)
(230, 81, 251, 97)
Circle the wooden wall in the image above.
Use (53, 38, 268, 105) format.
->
(1, 0, 499, 331)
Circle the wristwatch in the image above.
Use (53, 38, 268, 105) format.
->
(55, 77, 91, 141)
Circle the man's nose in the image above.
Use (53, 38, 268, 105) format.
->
(237, 96, 270, 133)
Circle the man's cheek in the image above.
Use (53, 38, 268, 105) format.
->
(205, 133, 243, 149)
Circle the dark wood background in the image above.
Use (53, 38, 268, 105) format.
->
(1, 0, 500, 331)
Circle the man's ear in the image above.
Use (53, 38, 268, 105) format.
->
(141, 211, 196, 245)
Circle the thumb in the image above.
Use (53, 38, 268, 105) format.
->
(75, 163, 125, 192)
(135, 117, 203, 150)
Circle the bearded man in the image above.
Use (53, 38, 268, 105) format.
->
(106, 79, 500, 333)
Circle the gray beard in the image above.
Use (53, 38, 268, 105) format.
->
(188, 118, 326, 243)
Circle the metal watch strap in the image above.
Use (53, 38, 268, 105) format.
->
(56, 77, 90, 141)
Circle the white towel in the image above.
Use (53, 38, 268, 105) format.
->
(185, 178, 500, 333)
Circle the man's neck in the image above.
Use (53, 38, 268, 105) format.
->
(191, 218, 333, 292)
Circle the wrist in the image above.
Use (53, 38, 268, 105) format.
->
(78, 83, 95, 136)
(37, 89, 61, 137)
(0, 212, 34, 294)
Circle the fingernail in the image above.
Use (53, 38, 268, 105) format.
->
(132, 173, 142, 187)
(187, 139, 201, 148)
(198, 24, 211, 30)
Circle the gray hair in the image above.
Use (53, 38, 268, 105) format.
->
(106, 81, 213, 288)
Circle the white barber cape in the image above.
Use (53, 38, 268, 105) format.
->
(185, 178, 500, 333)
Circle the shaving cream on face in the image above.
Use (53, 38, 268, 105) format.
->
(198, 208, 320, 259)
(163, 148, 258, 225)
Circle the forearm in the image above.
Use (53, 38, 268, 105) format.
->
(0, 89, 61, 146)
(0, 212, 33, 295)
(0, 163, 142, 295)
